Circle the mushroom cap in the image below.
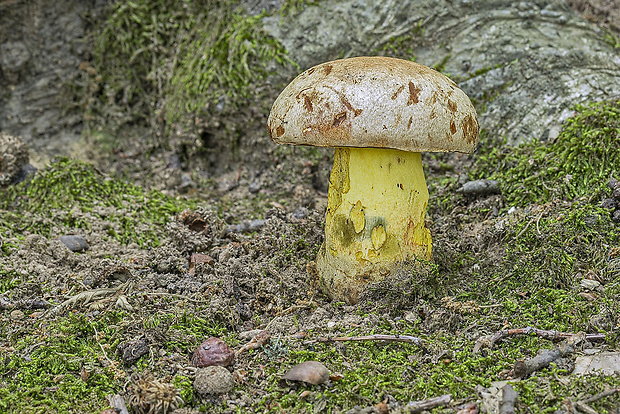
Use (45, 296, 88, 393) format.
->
(268, 56, 479, 153)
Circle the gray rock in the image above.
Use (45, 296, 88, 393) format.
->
(261, 0, 620, 146)
(194, 366, 235, 395)
(456, 179, 500, 195)
(58, 235, 89, 252)
(0, 0, 107, 156)
(0, 41, 30, 74)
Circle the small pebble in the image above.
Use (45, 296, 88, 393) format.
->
(248, 179, 262, 193)
(290, 207, 309, 221)
(10, 309, 25, 320)
(194, 366, 235, 395)
(117, 338, 150, 364)
(580, 279, 601, 290)
(192, 337, 235, 367)
(58, 235, 89, 252)
(281, 361, 330, 386)
(456, 179, 500, 195)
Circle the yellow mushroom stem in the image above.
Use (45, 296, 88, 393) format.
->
(316, 147, 432, 304)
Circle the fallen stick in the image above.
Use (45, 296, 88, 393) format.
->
(513, 333, 584, 378)
(0, 296, 50, 310)
(577, 387, 620, 406)
(303, 334, 424, 348)
(573, 401, 598, 414)
(46, 283, 130, 316)
(237, 330, 270, 355)
(407, 394, 451, 412)
(473, 327, 605, 353)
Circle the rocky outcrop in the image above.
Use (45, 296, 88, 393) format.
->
(261, 0, 620, 145)
(0, 0, 108, 159)
(0, 0, 618, 162)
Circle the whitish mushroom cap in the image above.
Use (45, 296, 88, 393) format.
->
(268, 56, 479, 153)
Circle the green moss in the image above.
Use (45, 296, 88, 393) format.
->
(82, 0, 294, 131)
(474, 100, 620, 206)
(239, 327, 619, 413)
(0, 313, 124, 413)
(0, 158, 195, 247)
(168, 8, 294, 120)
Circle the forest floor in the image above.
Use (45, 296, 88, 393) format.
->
(1, 98, 619, 413)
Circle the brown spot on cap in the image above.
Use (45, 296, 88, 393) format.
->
(276, 125, 285, 137)
(324, 65, 333, 75)
(392, 85, 405, 100)
(333, 112, 347, 128)
(461, 114, 479, 144)
(447, 99, 457, 113)
(408, 82, 421, 105)
(450, 120, 457, 135)
(307, 67, 316, 75)
(339, 95, 363, 117)
(407, 116, 413, 130)
(304, 95, 313, 112)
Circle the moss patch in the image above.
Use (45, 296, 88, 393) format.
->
(78, 0, 294, 132)
(473, 100, 620, 206)
(0, 313, 123, 413)
(0, 158, 195, 247)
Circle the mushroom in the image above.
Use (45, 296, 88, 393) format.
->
(267, 56, 479, 304)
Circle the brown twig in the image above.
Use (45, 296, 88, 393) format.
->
(473, 326, 605, 353)
(407, 394, 452, 412)
(513, 333, 584, 378)
(236, 330, 270, 355)
(0, 296, 50, 310)
(303, 334, 424, 348)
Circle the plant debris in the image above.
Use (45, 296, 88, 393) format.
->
(513, 333, 584, 378)
(406, 394, 452, 413)
(473, 327, 605, 353)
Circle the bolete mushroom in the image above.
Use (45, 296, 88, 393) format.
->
(267, 56, 479, 304)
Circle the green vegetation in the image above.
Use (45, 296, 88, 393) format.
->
(0, 313, 123, 413)
(473, 100, 620, 205)
(1, 97, 618, 412)
(80, 0, 294, 132)
(0, 158, 195, 247)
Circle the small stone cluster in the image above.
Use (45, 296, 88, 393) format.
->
(602, 178, 620, 223)
(191, 337, 236, 396)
